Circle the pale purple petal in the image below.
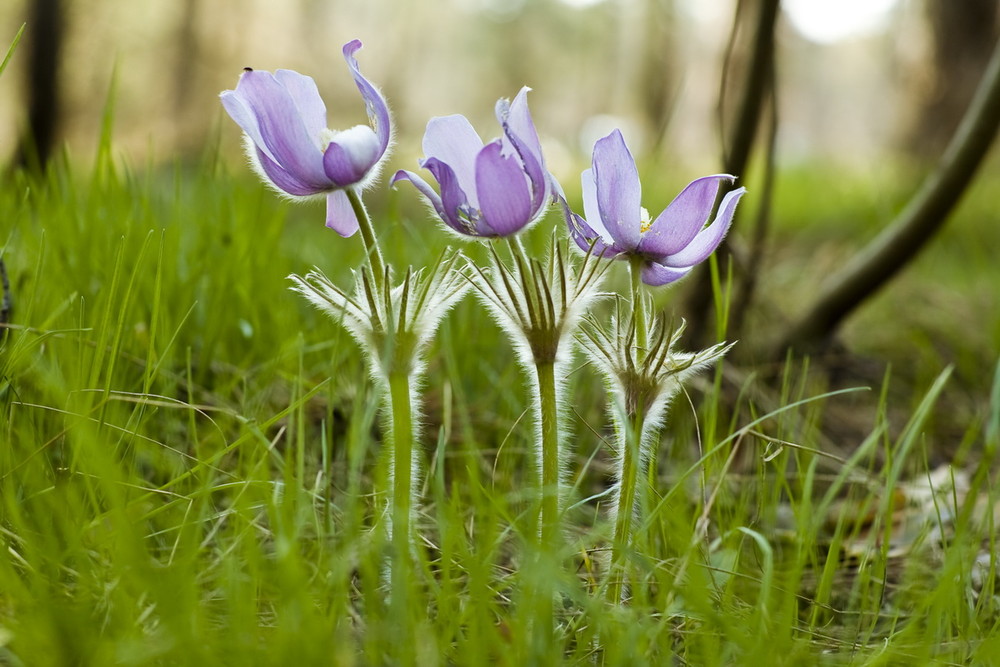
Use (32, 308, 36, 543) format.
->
(422, 115, 484, 207)
(559, 195, 622, 257)
(497, 88, 548, 211)
(637, 174, 735, 256)
(325, 189, 359, 237)
(220, 88, 271, 163)
(342, 40, 391, 156)
(423, 158, 477, 234)
(662, 186, 745, 267)
(254, 146, 320, 196)
(580, 168, 615, 245)
(506, 130, 547, 216)
(500, 87, 544, 164)
(322, 126, 381, 186)
(273, 69, 327, 139)
(641, 262, 691, 286)
(391, 169, 446, 222)
(497, 91, 548, 216)
(592, 129, 641, 250)
(228, 70, 331, 190)
(475, 141, 532, 236)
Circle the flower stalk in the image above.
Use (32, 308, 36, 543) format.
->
(348, 188, 385, 284)
(291, 236, 467, 606)
(534, 359, 561, 547)
(388, 369, 415, 597)
(581, 302, 733, 603)
(629, 256, 648, 361)
(468, 238, 608, 547)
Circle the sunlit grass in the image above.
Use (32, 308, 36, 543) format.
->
(1, 153, 999, 665)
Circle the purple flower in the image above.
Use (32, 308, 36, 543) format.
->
(220, 39, 391, 237)
(391, 87, 551, 238)
(562, 129, 746, 286)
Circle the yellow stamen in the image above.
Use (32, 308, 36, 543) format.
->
(639, 206, 652, 234)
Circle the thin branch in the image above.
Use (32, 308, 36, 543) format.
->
(730, 65, 778, 338)
(685, 0, 780, 344)
(780, 35, 1000, 353)
(722, 0, 780, 180)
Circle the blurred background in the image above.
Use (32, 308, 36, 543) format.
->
(2, 0, 1000, 454)
(1, 0, 996, 176)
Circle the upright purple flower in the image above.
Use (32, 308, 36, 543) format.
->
(391, 87, 551, 238)
(562, 129, 746, 286)
(220, 39, 391, 237)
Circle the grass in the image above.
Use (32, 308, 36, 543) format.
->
(1, 147, 1000, 665)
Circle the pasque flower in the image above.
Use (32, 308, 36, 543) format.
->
(391, 87, 550, 238)
(220, 39, 391, 237)
(580, 300, 733, 603)
(562, 129, 746, 285)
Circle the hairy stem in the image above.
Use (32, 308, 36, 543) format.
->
(525, 360, 561, 652)
(629, 257, 648, 363)
(388, 371, 414, 614)
(347, 188, 386, 286)
(609, 406, 644, 604)
(535, 360, 561, 549)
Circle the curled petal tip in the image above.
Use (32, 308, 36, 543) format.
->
(389, 169, 407, 187)
(343, 39, 363, 56)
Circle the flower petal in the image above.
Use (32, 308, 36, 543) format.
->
(423, 158, 478, 235)
(322, 125, 381, 186)
(662, 186, 745, 267)
(251, 144, 318, 196)
(637, 174, 735, 256)
(578, 168, 616, 246)
(226, 69, 332, 190)
(221, 87, 271, 162)
(342, 40, 392, 157)
(558, 194, 622, 257)
(273, 69, 327, 140)
(475, 141, 533, 237)
(422, 115, 484, 207)
(325, 189, 359, 237)
(497, 88, 549, 216)
(641, 262, 691, 286)
(391, 169, 446, 222)
(499, 87, 544, 165)
(592, 129, 641, 250)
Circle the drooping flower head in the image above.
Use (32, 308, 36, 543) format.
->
(561, 129, 746, 286)
(391, 87, 551, 238)
(220, 39, 392, 237)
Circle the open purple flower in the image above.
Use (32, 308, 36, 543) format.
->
(391, 87, 551, 238)
(220, 39, 391, 237)
(561, 129, 746, 286)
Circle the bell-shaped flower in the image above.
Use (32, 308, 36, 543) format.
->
(391, 87, 551, 238)
(561, 129, 746, 286)
(220, 39, 391, 237)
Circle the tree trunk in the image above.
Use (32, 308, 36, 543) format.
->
(18, 0, 64, 169)
(908, 0, 998, 156)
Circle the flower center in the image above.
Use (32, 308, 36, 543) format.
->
(639, 206, 652, 234)
(317, 125, 374, 153)
(318, 128, 338, 153)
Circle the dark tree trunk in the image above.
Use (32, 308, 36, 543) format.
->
(18, 0, 64, 169)
(682, 0, 780, 346)
(908, 0, 999, 156)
